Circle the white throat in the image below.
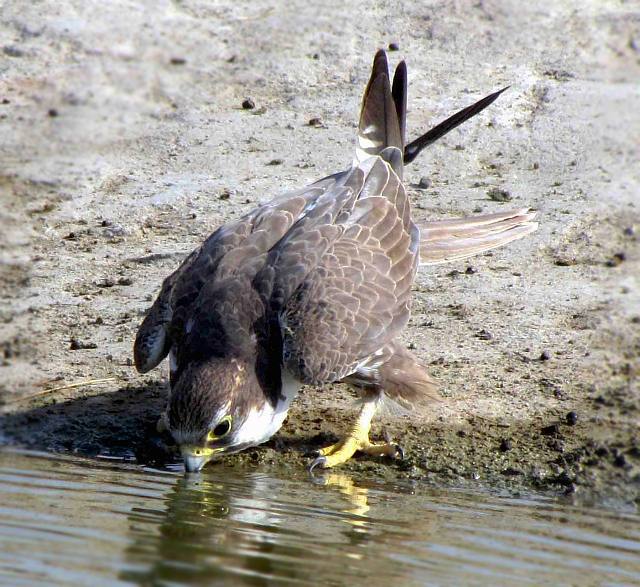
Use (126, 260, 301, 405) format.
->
(233, 370, 300, 448)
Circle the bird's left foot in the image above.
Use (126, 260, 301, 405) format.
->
(309, 434, 402, 472)
(308, 399, 403, 472)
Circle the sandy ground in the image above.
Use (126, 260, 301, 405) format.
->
(1, 1, 638, 504)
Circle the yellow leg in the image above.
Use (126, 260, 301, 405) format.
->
(309, 400, 402, 471)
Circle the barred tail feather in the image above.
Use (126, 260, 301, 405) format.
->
(355, 50, 404, 174)
(418, 208, 538, 265)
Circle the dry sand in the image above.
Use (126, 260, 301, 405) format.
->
(1, 1, 638, 503)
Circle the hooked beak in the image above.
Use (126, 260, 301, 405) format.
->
(180, 445, 218, 473)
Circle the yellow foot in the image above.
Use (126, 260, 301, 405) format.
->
(309, 434, 403, 471)
(308, 399, 403, 472)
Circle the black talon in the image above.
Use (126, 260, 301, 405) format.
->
(308, 455, 327, 474)
(394, 444, 405, 460)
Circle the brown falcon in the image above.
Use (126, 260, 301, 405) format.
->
(134, 51, 537, 473)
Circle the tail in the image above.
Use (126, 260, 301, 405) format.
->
(356, 50, 405, 174)
(418, 208, 538, 265)
(356, 50, 508, 170)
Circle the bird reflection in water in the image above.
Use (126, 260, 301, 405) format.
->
(119, 468, 427, 586)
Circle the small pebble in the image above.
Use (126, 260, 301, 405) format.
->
(219, 189, 231, 200)
(267, 158, 283, 166)
(307, 117, 325, 128)
(117, 277, 133, 286)
(3, 45, 24, 57)
(241, 98, 255, 110)
(48, 108, 58, 117)
(623, 226, 635, 237)
(476, 329, 493, 340)
(95, 278, 115, 288)
(169, 57, 186, 65)
(465, 266, 477, 275)
(614, 454, 628, 468)
(566, 411, 578, 426)
(417, 176, 431, 189)
(499, 438, 512, 452)
(487, 187, 512, 202)
(555, 257, 577, 266)
(605, 252, 626, 267)
(388, 42, 400, 51)
(594, 445, 609, 457)
(69, 338, 97, 350)
(540, 350, 551, 361)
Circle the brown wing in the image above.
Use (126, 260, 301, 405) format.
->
(280, 158, 419, 384)
(133, 174, 345, 373)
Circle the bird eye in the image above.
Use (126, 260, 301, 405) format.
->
(210, 416, 232, 440)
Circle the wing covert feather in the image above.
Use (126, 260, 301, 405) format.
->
(281, 168, 419, 385)
(134, 176, 342, 373)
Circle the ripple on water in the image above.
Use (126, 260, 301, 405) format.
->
(0, 448, 638, 586)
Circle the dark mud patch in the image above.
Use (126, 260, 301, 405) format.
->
(0, 383, 166, 458)
(2, 374, 638, 506)
(546, 213, 638, 268)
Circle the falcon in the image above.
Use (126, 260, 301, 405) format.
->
(134, 50, 537, 473)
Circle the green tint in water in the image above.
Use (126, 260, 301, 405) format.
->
(0, 448, 638, 586)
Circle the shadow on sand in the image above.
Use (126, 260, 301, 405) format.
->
(0, 381, 334, 468)
(0, 382, 172, 462)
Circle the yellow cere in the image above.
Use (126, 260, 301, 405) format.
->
(182, 445, 224, 458)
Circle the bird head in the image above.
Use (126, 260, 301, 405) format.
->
(167, 357, 268, 472)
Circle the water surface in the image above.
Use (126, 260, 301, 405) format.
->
(0, 448, 638, 586)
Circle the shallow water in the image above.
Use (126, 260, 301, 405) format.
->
(0, 449, 638, 586)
